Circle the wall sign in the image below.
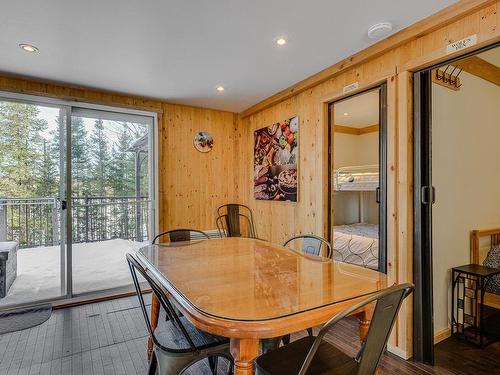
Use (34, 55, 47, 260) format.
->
(446, 34, 477, 55)
(343, 82, 359, 94)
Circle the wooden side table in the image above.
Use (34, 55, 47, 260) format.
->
(451, 264, 500, 347)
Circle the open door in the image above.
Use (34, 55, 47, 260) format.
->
(413, 42, 500, 365)
(413, 69, 435, 364)
(328, 84, 387, 274)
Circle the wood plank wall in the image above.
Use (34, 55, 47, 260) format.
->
(0, 75, 242, 233)
(160, 103, 242, 231)
(237, 0, 499, 357)
(0, 0, 498, 359)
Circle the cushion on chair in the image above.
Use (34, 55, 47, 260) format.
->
(154, 309, 228, 352)
(254, 336, 358, 375)
(483, 244, 500, 295)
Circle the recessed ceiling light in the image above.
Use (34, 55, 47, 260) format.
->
(343, 112, 349, 116)
(19, 43, 39, 53)
(216, 85, 225, 92)
(367, 22, 393, 39)
(276, 38, 287, 46)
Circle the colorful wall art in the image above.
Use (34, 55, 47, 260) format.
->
(254, 116, 298, 201)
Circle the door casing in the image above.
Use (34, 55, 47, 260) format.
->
(412, 41, 500, 364)
(327, 84, 388, 274)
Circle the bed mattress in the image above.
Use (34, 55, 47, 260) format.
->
(332, 223, 379, 270)
(334, 171, 379, 191)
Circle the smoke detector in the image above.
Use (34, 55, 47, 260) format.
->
(367, 22, 393, 39)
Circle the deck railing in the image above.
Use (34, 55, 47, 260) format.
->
(0, 196, 150, 248)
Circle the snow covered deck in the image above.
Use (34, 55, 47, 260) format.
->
(0, 239, 145, 306)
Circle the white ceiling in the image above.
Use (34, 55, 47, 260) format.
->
(0, 0, 457, 112)
(334, 89, 379, 128)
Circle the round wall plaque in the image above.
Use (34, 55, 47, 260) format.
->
(193, 131, 213, 153)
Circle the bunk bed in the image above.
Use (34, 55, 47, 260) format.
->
(333, 164, 378, 191)
(332, 164, 379, 270)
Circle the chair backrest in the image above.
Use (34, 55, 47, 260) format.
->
(283, 235, 332, 258)
(298, 283, 414, 375)
(126, 253, 197, 353)
(216, 204, 256, 238)
(152, 228, 209, 244)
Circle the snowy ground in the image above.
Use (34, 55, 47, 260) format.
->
(0, 239, 145, 306)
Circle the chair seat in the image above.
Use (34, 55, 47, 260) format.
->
(255, 336, 358, 375)
(155, 309, 228, 352)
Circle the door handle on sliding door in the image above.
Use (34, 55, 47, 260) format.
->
(421, 186, 436, 205)
(375, 187, 381, 203)
(61, 200, 67, 210)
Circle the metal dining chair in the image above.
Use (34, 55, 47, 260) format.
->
(152, 229, 209, 244)
(216, 204, 256, 238)
(283, 234, 333, 258)
(281, 234, 333, 345)
(255, 283, 414, 375)
(127, 253, 233, 375)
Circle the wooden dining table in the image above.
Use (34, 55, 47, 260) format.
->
(135, 237, 391, 375)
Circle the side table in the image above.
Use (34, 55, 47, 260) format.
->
(452, 264, 500, 347)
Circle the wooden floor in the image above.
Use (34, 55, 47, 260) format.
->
(0, 295, 498, 374)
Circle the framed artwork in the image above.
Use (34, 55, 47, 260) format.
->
(254, 116, 298, 201)
(193, 131, 213, 153)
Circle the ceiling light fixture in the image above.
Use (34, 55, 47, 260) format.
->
(216, 85, 225, 92)
(276, 37, 287, 46)
(19, 43, 39, 53)
(367, 22, 393, 39)
(343, 112, 349, 116)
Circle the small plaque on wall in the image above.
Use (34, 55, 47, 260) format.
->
(446, 35, 477, 54)
(193, 131, 213, 153)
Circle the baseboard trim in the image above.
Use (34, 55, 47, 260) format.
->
(434, 327, 451, 344)
(387, 344, 411, 360)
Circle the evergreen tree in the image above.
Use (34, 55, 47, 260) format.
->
(71, 117, 90, 197)
(36, 139, 58, 197)
(109, 123, 135, 196)
(0, 102, 47, 197)
(89, 119, 111, 196)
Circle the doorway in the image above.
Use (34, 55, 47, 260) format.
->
(0, 94, 157, 308)
(413, 42, 500, 364)
(328, 84, 387, 274)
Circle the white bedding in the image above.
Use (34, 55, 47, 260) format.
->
(332, 223, 379, 270)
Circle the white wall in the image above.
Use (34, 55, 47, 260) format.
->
(432, 71, 500, 335)
(333, 132, 379, 225)
(334, 132, 378, 168)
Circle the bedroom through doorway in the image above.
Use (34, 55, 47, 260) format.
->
(328, 85, 387, 274)
(413, 42, 500, 365)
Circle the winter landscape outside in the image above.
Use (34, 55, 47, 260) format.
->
(0, 100, 153, 306)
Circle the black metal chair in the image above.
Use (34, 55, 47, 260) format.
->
(127, 253, 233, 375)
(152, 229, 209, 244)
(216, 204, 256, 238)
(283, 234, 333, 258)
(281, 234, 333, 345)
(255, 283, 414, 375)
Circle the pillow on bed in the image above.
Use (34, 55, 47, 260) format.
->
(483, 244, 500, 295)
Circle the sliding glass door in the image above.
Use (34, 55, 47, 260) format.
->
(0, 94, 156, 308)
(69, 108, 154, 294)
(0, 100, 67, 307)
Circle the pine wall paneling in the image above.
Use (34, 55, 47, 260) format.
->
(238, 0, 499, 358)
(0, 0, 498, 359)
